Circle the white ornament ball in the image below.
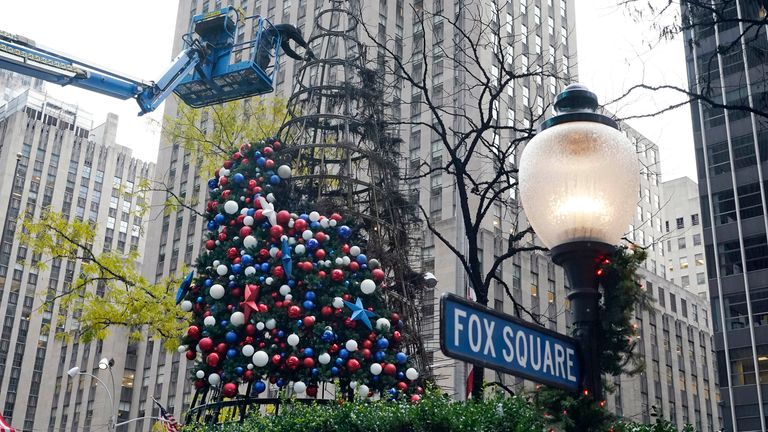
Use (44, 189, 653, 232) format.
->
(224, 200, 239, 214)
(406, 368, 419, 381)
(350, 246, 361, 257)
(210, 284, 225, 299)
(358, 384, 369, 396)
(329, 219, 338, 227)
(245, 266, 256, 276)
(370, 363, 382, 375)
(376, 318, 391, 331)
(208, 373, 221, 386)
(230, 311, 245, 327)
(196, 370, 205, 379)
(219, 168, 230, 176)
(342, 256, 351, 266)
(256, 322, 265, 331)
(279, 285, 291, 296)
(345, 339, 358, 352)
(295, 244, 306, 255)
(177, 345, 187, 353)
(302, 230, 313, 240)
(242, 345, 255, 357)
(277, 165, 292, 179)
(243, 216, 254, 226)
(265, 277, 274, 285)
(213, 260, 221, 267)
(216, 264, 228, 276)
(369, 259, 381, 269)
(360, 279, 376, 295)
(309, 211, 320, 222)
(266, 319, 277, 330)
(335, 258, 344, 267)
(293, 381, 307, 393)
(252, 351, 269, 367)
(181, 300, 193, 312)
(284, 294, 293, 301)
(287, 333, 300, 346)
(332, 297, 344, 309)
(270, 247, 279, 258)
(247, 364, 254, 370)
(204, 316, 216, 327)
(350, 381, 358, 389)
(320, 218, 329, 228)
(243, 235, 257, 248)
(318, 353, 331, 365)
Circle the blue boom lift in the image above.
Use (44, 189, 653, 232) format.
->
(0, 6, 293, 115)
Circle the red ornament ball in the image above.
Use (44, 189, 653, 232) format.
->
(198, 337, 214, 352)
(293, 218, 307, 232)
(205, 240, 216, 250)
(227, 247, 239, 259)
(410, 395, 421, 403)
(315, 249, 326, 260)
(187, 326, 201, 340)
(372, 268, 385, 281)
(269, 225, 284, 238)
(349, 261, 360, 272)
(306, 386, 318, 397)
(383, 363, 397, 376)
(239, 226, 252, 238)
(288, 305, 302, 319)
(186, 350, 196, 360)
(331, 269, 345, 282)
(286, 355, 300, 369)
(321, 306, 333, 317)
(303, 316, 316, 327)
(271, 354, 282, 365)
(223, 382, 237, 397)
(397, 381, 408, 391)
(276, 210, 291, 226)
(347, 359, 361, 372)
(303, 357, 315, 368)
(206, 352, 220, 367)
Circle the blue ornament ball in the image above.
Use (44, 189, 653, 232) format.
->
(335, 358, 343, 366)
(276, 378, 285, 387)
(231, 264, 242, 274)
(307, 239, 319, 250)
(233, 173, 244, 183)
(339, 349, 349, 359)
(204, 279, 213, 287)
(338, 225, 351, 238)
(256, 157, 266, 167)
(261, 263, 270, 272)
(220, 320, 228, 327)
(228, 281, 237, 288)
(322, 331, 334, 343)
(311, 368, 319, 376)
(227, 348, 237, 359)
(397, 371, 405, 380)
(207, 221, 218, 231)
(215, 214, 226, 224)
(207, 178, 218, 189)
(303, 300, 315, 310)
(305, 291, 316, 301)
(242, 254, 253, 266)
(235, 367, 244, 376)
(377, 338, 390, 349)
(303, 348, 314, 357)
(374, 351, 386, 362)
(253, 381, 266, 393)
(270, 175, 280, 185)
(331, 367, 339, 376)
(396, 352, 408, 364)
(225, 331, 238, 344)
(356, 254, 367, 264)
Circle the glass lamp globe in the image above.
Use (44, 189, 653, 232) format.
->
(518, 84, 639, 249)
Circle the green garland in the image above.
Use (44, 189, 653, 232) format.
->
(536, 245, 653, 431)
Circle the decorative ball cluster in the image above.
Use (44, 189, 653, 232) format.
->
(178, 138, 422, 401)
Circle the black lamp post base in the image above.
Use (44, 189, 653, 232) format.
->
(550, 241, 615, 402)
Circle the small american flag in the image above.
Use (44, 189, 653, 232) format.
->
(0, 412, 15, 432)
(152, 397, 180, 432)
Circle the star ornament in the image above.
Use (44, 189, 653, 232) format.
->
(240, 284, 261, 322)
(343, 297, 377, 330)
(281, 237, 293, 278)
(176, 271, 194, 305)
(258, 196, 277, 226)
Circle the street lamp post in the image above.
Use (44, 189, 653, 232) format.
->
(518, 84, 640, 403)
(69, 360, 116, 432)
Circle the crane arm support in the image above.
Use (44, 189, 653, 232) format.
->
(136, 47, 203, 115)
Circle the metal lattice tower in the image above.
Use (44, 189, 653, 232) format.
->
(278, 0, 432, 380)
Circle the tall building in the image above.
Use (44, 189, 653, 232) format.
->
(0, 88, 154, 432)
(661, 177, 708, 296)
(683, 1, 768, 430)
(0, 70, 43, 105)
(133, 1, 718, 431)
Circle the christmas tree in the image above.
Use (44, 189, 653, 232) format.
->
(178, 138, 422, 402)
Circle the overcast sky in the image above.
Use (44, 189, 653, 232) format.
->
(0, 1, 697, 182)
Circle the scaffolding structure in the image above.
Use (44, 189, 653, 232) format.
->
(278, 0, 433, 381)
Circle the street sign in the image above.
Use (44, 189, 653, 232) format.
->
(440, 293, 581, 392)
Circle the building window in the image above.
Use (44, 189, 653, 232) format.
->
(679, 257, 688, 269)
(696, 272, 705, 285)
(695, 253, 704, 266)
(691, 214, 699, 226)
(678, 237, 686, 250)
(693, 234, 701, 246)
(681, 275, 690, 288)
(676, 217, 684, 229)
